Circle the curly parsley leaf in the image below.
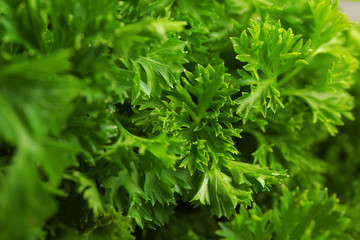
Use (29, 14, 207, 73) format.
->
(231, 20, 311, 118)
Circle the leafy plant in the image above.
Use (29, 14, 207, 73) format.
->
(218, 187, 351, 240)
(0, 0, 359, 239)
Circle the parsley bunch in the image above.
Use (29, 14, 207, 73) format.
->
(0, 0, 359, 239)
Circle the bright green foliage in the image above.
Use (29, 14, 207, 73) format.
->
(217, 187, 352, 240)
(320, 24, 360, 237)
(231, 20, 311, 117)
(0, 0, 359, 239)
(132, 64, 286, 218)
(308, 0, 351, 50)
(121, 32, 188, 101)
(232, 20, 311, 80)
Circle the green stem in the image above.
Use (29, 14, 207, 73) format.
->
(278, 66, 303, 87)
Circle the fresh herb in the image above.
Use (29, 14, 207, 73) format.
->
(0, 0, 359, 239)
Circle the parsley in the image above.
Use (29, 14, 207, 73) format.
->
(0, 0, 359, 239)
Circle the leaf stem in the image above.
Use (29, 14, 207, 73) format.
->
(278, 66, 303, 87)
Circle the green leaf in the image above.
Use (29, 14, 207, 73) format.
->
(288, 55, 359, 136)
(191, 167, 252, 217)
(0, 150, 57, 240)
(175, 0, 218, 28)
(231, 20, 311, 118)
(74, 172, 105, 218)
(123, 37, 187, 101)
(101, 170, 149, 210)
(308, 0, 351, 49)
(144, 170, 176, 206)
(136, 38, 188, 96)
(223, 160, 287, 192)
(115, 17, 187, 57)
